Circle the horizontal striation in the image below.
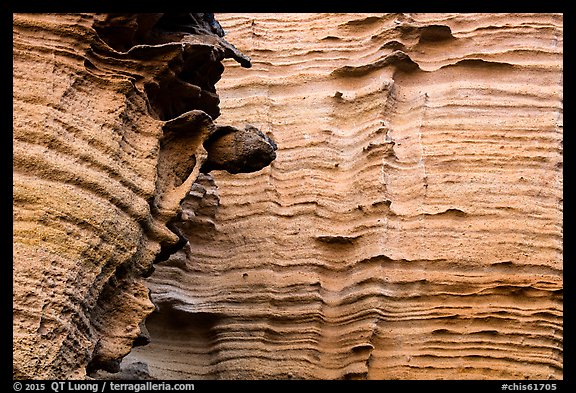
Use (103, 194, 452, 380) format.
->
(12, 14, 160, 379)
(128, 13, 563, 380)
(13, 13, 248, 379)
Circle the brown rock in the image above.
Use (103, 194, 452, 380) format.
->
(13, 13, 269, 379)
(14, 12, 562, 381)
(203, 124, 277, 174)
(126, 13, 563, 380)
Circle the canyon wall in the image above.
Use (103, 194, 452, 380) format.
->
(13, 13, 275, 379)
(13, 13, 563, 381)
(124, 13, 563, 380)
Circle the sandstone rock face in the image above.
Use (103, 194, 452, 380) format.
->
(13, 13, 275, 379)
(125, 14, 563, 380)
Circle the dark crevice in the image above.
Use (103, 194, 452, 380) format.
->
(85, 13, 277, 379)
(132, 321, 151, 348)
(152, 220, 188, 265)
(93, 13, 225, 53)
(93, 13, 250, 122)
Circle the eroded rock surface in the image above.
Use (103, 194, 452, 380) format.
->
(125, 13, 563, 380)
(13, 13, 273, 379)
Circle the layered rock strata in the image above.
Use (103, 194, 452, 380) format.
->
(125, 13, 563, 380)
(13, 13, 275, 379)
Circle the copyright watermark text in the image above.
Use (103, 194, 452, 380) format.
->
(13, 382, 195, 393)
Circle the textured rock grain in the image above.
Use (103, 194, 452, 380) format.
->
(127, 13, 563, 380)
(13, 13, 272, 379)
